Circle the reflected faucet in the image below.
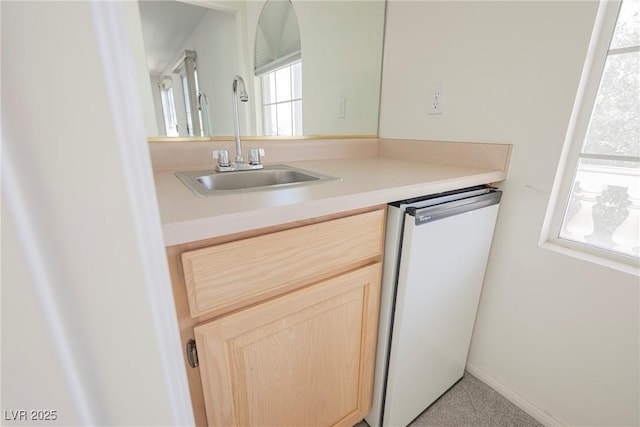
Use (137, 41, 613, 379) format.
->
(197, 91, 211, 137)
(232, 75, 249, 164)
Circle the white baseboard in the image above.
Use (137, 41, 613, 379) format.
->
(465, 362, 566, 427)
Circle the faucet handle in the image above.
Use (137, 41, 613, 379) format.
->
(212, 149, 230, 167)
(248, 148, 265, 165)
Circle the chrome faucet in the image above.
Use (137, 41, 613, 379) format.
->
(232, 75, 248, 164)
(213, 76, 265, 172)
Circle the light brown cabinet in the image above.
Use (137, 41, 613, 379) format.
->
(195, 264, 381, 426)
(167, 207, 385, 427)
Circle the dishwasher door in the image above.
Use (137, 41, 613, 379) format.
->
(381, 190, 501, 426)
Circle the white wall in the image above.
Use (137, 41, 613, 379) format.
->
(379, 1, 639, 426)
(1, 2, 180, 425)
(124, 1, 159, 137)
(2, 213, 80, 426)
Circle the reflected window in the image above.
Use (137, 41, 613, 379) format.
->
(159, 77, 179, 136)
(174, 50, 202, 137)
(161, 88, 178, 136)
(255, 0, 302, 136)
(261, 61, 302, 136)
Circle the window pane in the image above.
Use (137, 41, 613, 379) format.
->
(160, 88, 179, 137)
(261, 63, 303, 137)
(275, 66, 292, 102)
(582, 51, 639, 157)
(293, 100, 303, 135)
(292, 62, 302, 99)
(262, 73, 276, 105)
(263, 105, 277, 135)
(610, 0, 639, 50)
(276, 102, 292, 135)
(560, 158, 639, 257)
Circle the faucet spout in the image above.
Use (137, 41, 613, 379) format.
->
(232, 75, 248, 163)
(214, 75, 262, 172)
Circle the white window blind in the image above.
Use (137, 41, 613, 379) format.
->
(255, 0, 301, 76)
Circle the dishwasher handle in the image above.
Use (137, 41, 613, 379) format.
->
(407, 190, 502, 225)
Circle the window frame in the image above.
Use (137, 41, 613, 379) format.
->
(159, 83, 179, 137)
(541, 0, 639, 275)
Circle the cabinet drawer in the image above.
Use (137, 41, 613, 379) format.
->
(181, 209, 384, 318)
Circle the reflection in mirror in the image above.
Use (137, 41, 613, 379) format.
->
(155, 50, 207, 137)
(255, 0, 302, 136)
(138, 0, 385, 139)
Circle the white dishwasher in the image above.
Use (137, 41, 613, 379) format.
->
(366, 185, 502, 427)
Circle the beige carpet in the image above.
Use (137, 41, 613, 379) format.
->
(358, 372, 542, 427)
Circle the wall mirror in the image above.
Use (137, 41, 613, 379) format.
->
(138, 0, 386, 140)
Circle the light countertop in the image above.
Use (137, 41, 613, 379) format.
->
(154, 157, 506, 246)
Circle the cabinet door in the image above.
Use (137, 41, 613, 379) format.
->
(194, 263, 381, 427)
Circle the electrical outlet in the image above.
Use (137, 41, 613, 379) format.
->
(429, 85, 443, 115)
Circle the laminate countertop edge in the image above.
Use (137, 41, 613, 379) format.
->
(154, 157, 506, 246)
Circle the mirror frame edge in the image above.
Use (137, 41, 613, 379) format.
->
(147, 134, 378, 143)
